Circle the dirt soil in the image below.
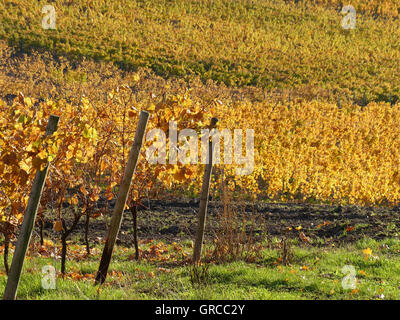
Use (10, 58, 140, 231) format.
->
(39, 200, 400, 247)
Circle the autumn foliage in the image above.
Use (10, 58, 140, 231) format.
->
(2, 84, 400, 271)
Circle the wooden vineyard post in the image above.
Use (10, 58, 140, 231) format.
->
(95, 110, 149, 284)
(3, 115, 60, 300)
(193, 117, 218, 264)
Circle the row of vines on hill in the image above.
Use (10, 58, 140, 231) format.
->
(2, 83, 400, 271)
(1, 0, 400, 102)
(0, 85, 216, 273)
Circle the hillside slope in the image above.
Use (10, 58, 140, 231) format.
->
(1, 0, 399, 102)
